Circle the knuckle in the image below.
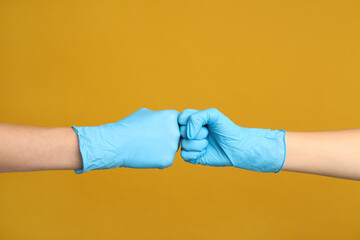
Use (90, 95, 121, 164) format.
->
(172, 127, 180, 140)
(180, 150, 187, 159)
(180, 126, 186, 135)
(165, 157, 174, 167)
(181, 139, 190, 150)
(160, 156, 174, 168)
(167, 109, 180, 117)
(177, 113, 183, 124)
(174, 136, 180, 151)
(208, 108, 219, 114)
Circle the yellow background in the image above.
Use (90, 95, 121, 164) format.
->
(0, 0, 359, 239)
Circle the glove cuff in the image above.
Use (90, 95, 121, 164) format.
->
(72, 125, 124, 174)
(72, 126, 96, 174)
(274, 130, 287, 173)
(232, 128, 287, 173)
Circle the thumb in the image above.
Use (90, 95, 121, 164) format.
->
(187, 108, 221, 139)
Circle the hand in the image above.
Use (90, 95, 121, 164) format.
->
(178, 108, 286, 173)
(73, 108, 180, 173)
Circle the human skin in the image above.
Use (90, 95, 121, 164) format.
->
(0, 123, 82, 172)
(283, 130, 360, 180)
(0, 122, 359, 181)
(179, 108, 360, 181)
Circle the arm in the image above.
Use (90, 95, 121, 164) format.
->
(283, 130, 360, 180)
(0, 108, 180, 174)
(0, 123, 82, 173)
(178, 108, 360, 181)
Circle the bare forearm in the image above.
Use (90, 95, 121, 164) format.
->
(282, 129, 360, 180)
(0, 123, 82, 173)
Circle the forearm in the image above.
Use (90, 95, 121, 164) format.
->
(0, 123, 82, 173)
(282, 129, 360, 180)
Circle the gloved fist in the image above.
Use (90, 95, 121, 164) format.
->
(73, 108, 180, 173)
(178, 108, 286, 173)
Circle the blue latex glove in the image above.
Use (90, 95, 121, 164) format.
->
(178, 108, 286, 173)
(72, 108, 180, 173)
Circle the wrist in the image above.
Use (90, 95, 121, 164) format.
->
(240, 127, 287, 173)
(46, 127, 83, 171)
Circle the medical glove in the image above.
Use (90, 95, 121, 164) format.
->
(73, 108, 180, 173)
(178, 108, 286, 173)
